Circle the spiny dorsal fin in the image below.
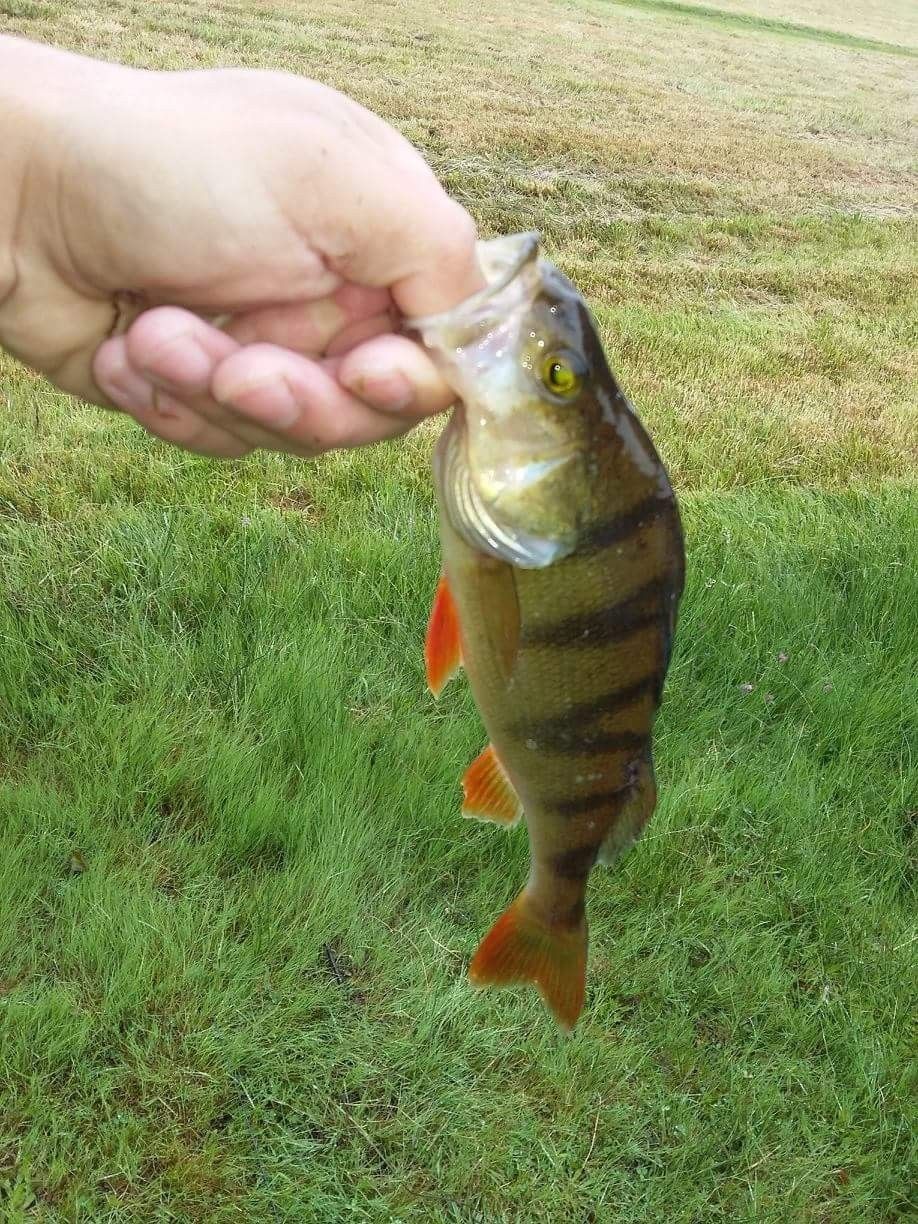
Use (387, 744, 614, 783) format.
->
(462, 745, 523, 826)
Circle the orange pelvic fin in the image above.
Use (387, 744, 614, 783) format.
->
(462, 745, 523, 826)
(425, 575, 462, 697)
(468, 890, 587, 1031)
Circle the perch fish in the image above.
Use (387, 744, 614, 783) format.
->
(409, 233, 685, 1030)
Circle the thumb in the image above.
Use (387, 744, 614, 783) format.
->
(388, 198, 486, 319)
(303, 119, 485, 319)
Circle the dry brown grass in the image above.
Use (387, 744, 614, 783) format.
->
(4, 0, 916, 217)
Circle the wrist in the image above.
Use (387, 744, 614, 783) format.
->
(0, 37, 39, 309)
(0, 186, 20, 314)
(0, 37, 133, 310)
(0, 36, 85, 310)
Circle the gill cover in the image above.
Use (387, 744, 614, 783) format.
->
(409, 232, 602, 569)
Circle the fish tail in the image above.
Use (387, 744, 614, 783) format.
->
(468, 889, 587, 1031)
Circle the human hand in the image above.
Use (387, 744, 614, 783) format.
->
(0, 38, 481, 457)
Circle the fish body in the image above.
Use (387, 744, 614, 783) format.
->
(410, 233, 684, 1029)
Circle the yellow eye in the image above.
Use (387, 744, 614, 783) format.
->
(541, 353, 583, 398)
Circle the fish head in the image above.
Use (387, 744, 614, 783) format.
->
(410, 232, 638, 568)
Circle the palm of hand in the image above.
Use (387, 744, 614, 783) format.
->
(1, 65, 480, 456)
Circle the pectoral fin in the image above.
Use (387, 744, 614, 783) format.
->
(425, 575, 462, 697)
(462, 745, 523, 826)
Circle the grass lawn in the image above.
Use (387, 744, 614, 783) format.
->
(1, 0, 916, 1219)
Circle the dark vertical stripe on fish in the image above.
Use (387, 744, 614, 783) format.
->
(534, 729, 648, 758)
(579, 492, 673, 554)
(552, 842, 601, 880)
(511, 673, 659, 747)
(522, 576, 670, 648)
(551, 786, 637, 818)
(555, 897, 586, 928)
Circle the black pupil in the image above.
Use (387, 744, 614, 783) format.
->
(551, 363, 565, 383)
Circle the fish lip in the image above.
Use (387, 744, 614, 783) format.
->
(404, 231, 541, 332)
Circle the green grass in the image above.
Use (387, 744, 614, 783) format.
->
(1, 0, 917, 1218)
(2, 480, 916, 1219)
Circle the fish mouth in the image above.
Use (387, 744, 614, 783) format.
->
(405, 232, 541, 333)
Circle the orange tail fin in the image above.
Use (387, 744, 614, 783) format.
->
(425, 575, 462, 697)
(468, 890, 587, 1031)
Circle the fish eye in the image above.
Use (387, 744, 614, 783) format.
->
(540, 351, 585, 399)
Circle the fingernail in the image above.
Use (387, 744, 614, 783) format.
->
(216, 376, 300, 428)
(347, 370, 414, 413)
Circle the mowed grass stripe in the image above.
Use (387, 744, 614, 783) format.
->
(600, 0, 918, 56)
(2, 0, 916, 224)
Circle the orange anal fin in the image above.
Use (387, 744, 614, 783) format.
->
(462, 745, 523, 826)
(425, 575, 462, 698)
(468, 890, 587, 1031)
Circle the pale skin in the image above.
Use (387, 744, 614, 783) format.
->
(0, 35, 484, 458)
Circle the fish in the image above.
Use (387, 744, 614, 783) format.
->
(408, 232, 685, 1031)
